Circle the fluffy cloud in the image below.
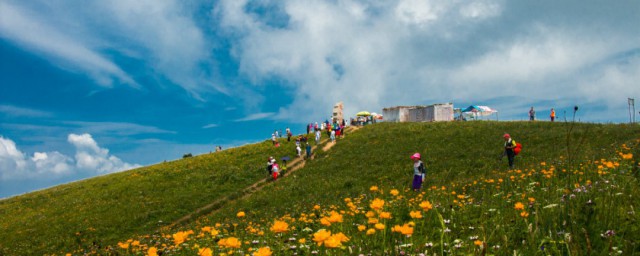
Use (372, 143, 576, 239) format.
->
(216, 0, 640, 121)
(0, 0, 224, 96)
(0, 134, 140, 180)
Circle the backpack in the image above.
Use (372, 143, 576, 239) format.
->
(514, 142, 522, 155)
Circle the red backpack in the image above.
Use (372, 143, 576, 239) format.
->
(514, 142, 522, 155)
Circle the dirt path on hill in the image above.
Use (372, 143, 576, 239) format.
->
(164, 126, 360, 229)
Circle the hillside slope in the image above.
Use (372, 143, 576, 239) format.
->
(1, 121, 639, 255)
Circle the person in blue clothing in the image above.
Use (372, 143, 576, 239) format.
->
(305, 143, 312, 159)
(411, 153, 426, 191)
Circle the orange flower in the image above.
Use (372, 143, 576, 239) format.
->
(270, 220, 289, 233)
(327, 211, 343, 223)
(320, 218, 332, 226)
(390, 189, 400, 196)
(392, 224, 414, 236)
(299, 238, 306, 244)
(370, 198, 385, 210)
(409, 210, 423, 219)
(370, 186, 379, 192)
(313, 229, 332, 245)
(148, 247, 158, 256)
(323, 235, 342, 248)
(357, 225, 366, 231)
(198, 247, 213, 256)
(366, 228, 376, 235)
(520, 211, 529, 218)
(218, 237, 241, 248)
(252, 247, 273, 256)
(419, 201, 433, 211)
(474, 240, 483, 246)
(333, 232, 350, 242)
(378, 211, 392, 219)
(375, 223, 385, 230)
(237, 211, 246, 218)
(514, 202, 525, 210)
(172, 231, 193, 245)
(118, 242, 129, 249)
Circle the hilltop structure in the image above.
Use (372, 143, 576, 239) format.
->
(332, 102, 344, 123)
(382, 103, 454, 122)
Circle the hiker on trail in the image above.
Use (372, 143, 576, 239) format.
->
(271, 133, 277, 145)
(550, 108, 556, 122)
(267, 157, 274, 175)
(296, 144, 302, 158)
(286, 127, 292, 142)
(275, 130, 279, 138)
(529, 107, 536, 121)
(502, 133, 517, 169)
(306, 143, 312, 159)
(330, 129, 336, 142)
(411, 153, 426, 191)
(314, 122, 319, 132)
(272, 161, 280, 180)
(315, 129, 321, 144)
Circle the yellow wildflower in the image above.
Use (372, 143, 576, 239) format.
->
(409, 211, 423, 219)
(378, 211, 392, 219)
(375, 223, 385, 230)
(252, 247, 273, 256)
(392, 224, 414, 236)
(366, 228, 376, 235)
(328, 211, 343, 223)
(313, 229, 332, 245)
(419, 201, 433, 211)
(514, 202, 525, 210)
(370, 186, 379, 192)
(270, 220, 289, 233)
(370, 198, 385, 210)
(148, 247, 158, 256)
(390, 189, 400, 196)
(198, 248, 213, 256)
(357, 225, 366, 231)
(237, 211, 246, 218)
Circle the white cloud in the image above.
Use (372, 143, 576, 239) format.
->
(0, 134, 140, 180)
(0, 105, 52, 118)
(202, 124, 219, 129)
(233, 112, 275, 122)
(216, 0, 640, 122)
(0, 1, 138, 88)
(0, 0, 227, 96)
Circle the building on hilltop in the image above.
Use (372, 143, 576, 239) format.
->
(382, 103, 454, 122)
(332, 102, 344, 123)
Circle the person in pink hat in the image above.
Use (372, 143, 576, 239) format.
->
(411, 153, 426, 191)
(502, 133, 517, 169)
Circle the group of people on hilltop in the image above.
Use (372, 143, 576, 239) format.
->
(304, 119, 347, 143)
(529, 107, 556, 122)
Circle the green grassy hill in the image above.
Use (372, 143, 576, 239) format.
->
(1, 121, 639, 255)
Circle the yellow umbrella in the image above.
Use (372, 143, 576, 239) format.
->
(356, 111, 371, 116)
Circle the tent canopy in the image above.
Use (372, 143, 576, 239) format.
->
(461, 105, 497, 116)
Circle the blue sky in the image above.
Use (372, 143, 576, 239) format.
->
(1, 0, 639, 198)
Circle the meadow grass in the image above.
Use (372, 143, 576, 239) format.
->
(1, 121, 638, 255)
(0, 137, 302, 255)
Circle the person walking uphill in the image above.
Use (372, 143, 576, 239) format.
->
(411, 153, 426, 191)
(502, 134, 517, 169)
